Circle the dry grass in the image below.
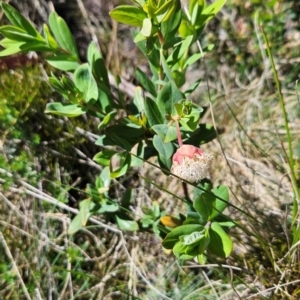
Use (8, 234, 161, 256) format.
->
(1, 0, 300, 299)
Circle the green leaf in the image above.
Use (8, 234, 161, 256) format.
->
(0, 38, 51, 55)
(110, 5, 147, 27)
(68, 214, 83, 235)
(132, 87, 145, 113)
(193, 0, 227, 36)
(179, 109, 202, 131)
(98, 199, 119, 213)
(116, 215, 139, 231)
(109, 134, 136, 151)
(135, 68, 157, 97)
(152, 201, 161, 218)
(48, 11, 79, 58)
(183, 44, 214, 69)
(183, 53, 202, 68)
(168, 35, 193, 65)
(48, 75, 68, 97)
(45, 103, 86, 117)
(96, 84, 113, 113)
(141, 18, 152, 37)
(180, 231, 205, 246)
(185, 123, 217, 145)
(106, 123, 145, 139)
(184, 78, 201, 97)
(198, 232, 210, 254)
(110, 152, 131, 178)
(193, 192, 214, 223)
(74, 64, 98, 102)
(153, 135, 174, 159)
(202, 0, 226, 22)
(144, 97, 164, 127)
(160, 0, 182, 42)
(162, 224, 204, 249)
(46, 54, 80, 71)
(218, 221, 235, 228)
(68, 199, 93, 234)
(210, 185, 229, 219)
(130, 142, 146, 167)
(189, 0, 206, 24)
(155, 0, 174, 23)
(135, 33, 160, 69)
(184, 244, 200, 257)
(100, 167, 111, 188)
(1, 3, 42, 39)
(121, 188, 134, 210)
(98, 111, 117, 130)
(208, 222, 233, 258)
(43, 24, 59, 49)
(157, 81, 184, 116)
(152, 124, 177, 143)
(0, 25, 40, 41)
(87, 41, 110, 88)
(0, 40, 25, 56)
(93, 150, 117, 167)
(173, 241, 196, 260)
(183, 211, 203, 225)
(160, 48, 173, 81)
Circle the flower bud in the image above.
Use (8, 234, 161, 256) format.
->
(171, 144, 213, 183)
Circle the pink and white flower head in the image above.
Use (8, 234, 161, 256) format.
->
(171, 144, 213, 183)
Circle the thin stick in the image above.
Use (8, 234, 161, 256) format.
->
(0, 232, 32, 300)
(1, 168, 171, 300)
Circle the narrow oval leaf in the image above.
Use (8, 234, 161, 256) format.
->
(208, 222, 233, 258)
(0, 40, 26, 56)
(45, 103, 86, 117)
(210, 185, 229, 219)
(98, 111, 117, 130)
(135, 68, 157, 97)
(153, 135, 174, 159)
(98, 199, 119, 213)
(68, 199, 93, 234)
(0, 25, 39, 42)
(74, 64, 98, 102)
(152, 124, 177, 143)
(46, 54, 80, 71)
(157, 81, 184, 116)
(49, 11, 79, 59)
(132, 87, 145, 112)
(68, 214, 83, 235)
(87, 41, 110, 87)
(93, 150, 117, 167)
(110, 5, 147, 27)
(116, 215, 139, 231)
(155, 0, 173, 23)
(144, 97, 164, 127)
(193, 192, 214, 223)
(43, 24, 59, 48)
(141, 18, 152, 37)
(160, 48, 173, 81)
(110, 152, 131, 178)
